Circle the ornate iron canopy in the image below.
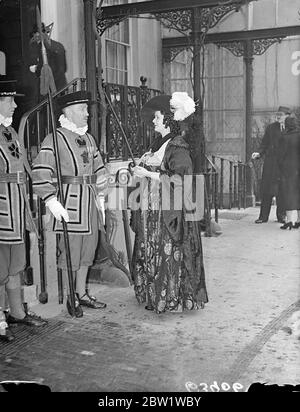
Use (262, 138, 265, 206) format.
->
(162, 25, 300, 60)
(215, 38, 284, 57)
(152, 3, 244, 34)
(97, 0, 255, 35)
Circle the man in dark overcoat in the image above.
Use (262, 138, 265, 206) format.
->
(252, 106, 291, 223)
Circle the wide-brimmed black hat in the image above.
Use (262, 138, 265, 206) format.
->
(57, 91, 95, 109)
(141, 94, 171, 124)
(0, 79, 24, 97)
(277, 106, 291, 114)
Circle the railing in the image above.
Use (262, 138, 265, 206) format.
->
(19, 77, 87, 163)
(205, 155, 249, 212)
(105, 79, 161, 161)
(204, 156, 219, 225)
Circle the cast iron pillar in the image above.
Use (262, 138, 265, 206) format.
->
(192, 7, 205, 173)
(243, 39, 255, 206)
(83, 0, 99, 141)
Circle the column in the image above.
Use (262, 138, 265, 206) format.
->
(83, 0, 98, 141)
(243, 39, 255, 207)
(192, 7, 205, 173)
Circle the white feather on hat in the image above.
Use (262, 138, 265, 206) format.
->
(170, 92, 195, 121)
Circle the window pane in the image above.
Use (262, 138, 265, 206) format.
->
(103, 0, 129, 86)
(106, 68, 117, 84)
(117, 44, 126, 71)
(105, 40, 128, 85)
(106, 41, 117, 68)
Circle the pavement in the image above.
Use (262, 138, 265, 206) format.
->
(0, 206, 299, 393)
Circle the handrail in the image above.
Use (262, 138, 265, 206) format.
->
(208, 154, 248, 167)
(205, 155, 218, 172)
(18, 77, 87, 166)
(19, 77, 86, 127)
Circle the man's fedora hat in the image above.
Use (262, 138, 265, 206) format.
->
(57, 91, 95, 109)
(277, 106, 291, 114)
(0, 79, 24, 97)
(141, 94, 172, 123)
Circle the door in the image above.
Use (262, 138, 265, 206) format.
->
(0, 0, 40, 127)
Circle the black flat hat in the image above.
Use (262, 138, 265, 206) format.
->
(141, 94, 171, 124)
(277, 106, 291, 114)
(57, 91, 95, 109)
(0, 79, 24, 97)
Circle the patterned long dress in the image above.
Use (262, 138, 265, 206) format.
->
(133, 135, 208, 313)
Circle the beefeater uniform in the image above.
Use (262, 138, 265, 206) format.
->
(0, 80, 47, 342)
(32, 127, 106, 270)
(0, 124, 26, 245)
(0, 124, 35, 282)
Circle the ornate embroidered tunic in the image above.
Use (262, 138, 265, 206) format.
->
(0, 125, 25, 244)
(32, 127, 106, 234)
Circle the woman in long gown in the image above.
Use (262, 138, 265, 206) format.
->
(131, 92, 208, 313)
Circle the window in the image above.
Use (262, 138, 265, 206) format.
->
(203, 44, 244, 141)
(101, 0, 130, 85)
(170, 49, 194, 97)
(168, 45, 244, 142)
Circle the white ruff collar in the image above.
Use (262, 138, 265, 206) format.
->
(0, 114, 13, 128)
(59, 114, 88, 136)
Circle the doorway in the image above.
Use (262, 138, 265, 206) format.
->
(0, 0, 40, 127)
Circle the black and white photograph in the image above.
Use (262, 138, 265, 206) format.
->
(0, 0, 299, 396)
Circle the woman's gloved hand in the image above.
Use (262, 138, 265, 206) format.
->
(251, 152, 260, 160)
(132, 165, 150, 178)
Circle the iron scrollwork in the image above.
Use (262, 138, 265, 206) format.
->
(216, 37, 284, 58)
(153, 5, 242, 34)
(163, 47, 190, 63)
(252, 38, 283, 55)
(215, 41, 245, 57)
(97, 2, 249, 36)
(153, 10, 192, 33)
(96, 7, 128, 35)
(201, 5, 241, 30)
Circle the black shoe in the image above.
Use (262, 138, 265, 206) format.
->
(7, 313, 48, 327)
(255, 219, 267, 224)
(0, 327, 15, 343)
(78, 293, 107, 309)
(280, 222, 293, 230)
(293, 222, 300, 229)
(66, 295, 83, 317)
